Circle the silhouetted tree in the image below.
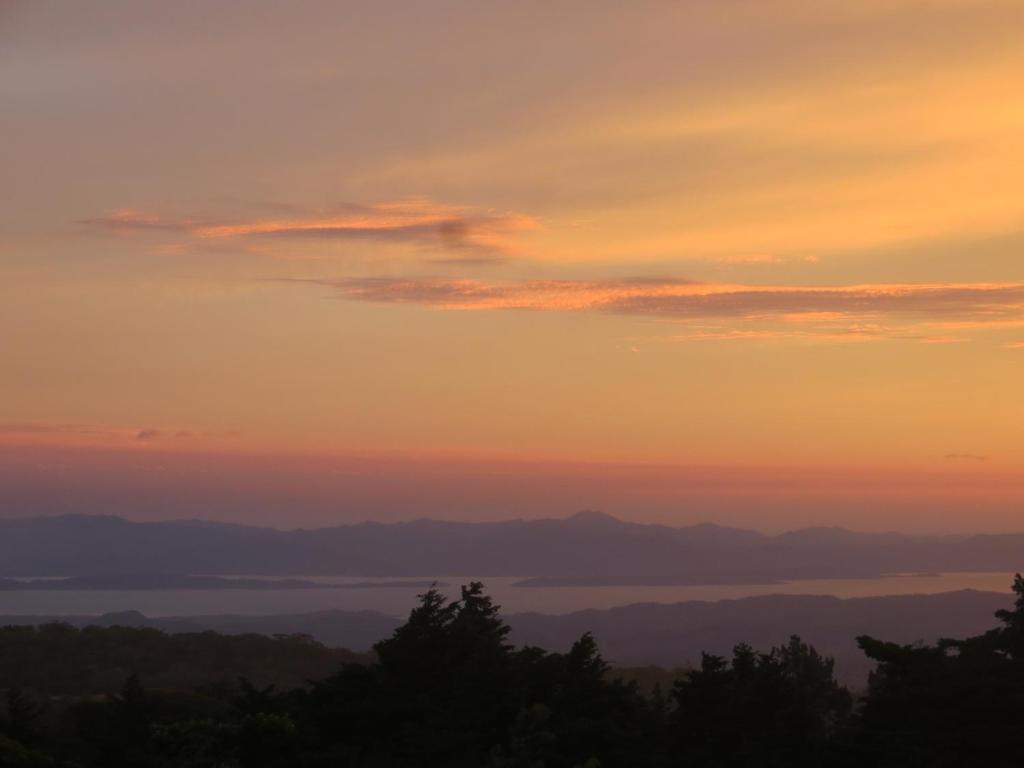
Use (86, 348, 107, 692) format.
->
(301, 583, 661, 767)
(10, 577, 1024, 767)
(2, 689, 44, 747)
(855, 572, 1024, 767)
(672, 636, 851, 767)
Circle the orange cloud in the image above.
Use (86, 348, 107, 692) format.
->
(82, 199, 537, 258)
(288, 276, 1024, 345)
(944, 453, 988, 462)
(310, 276, 1024, 320)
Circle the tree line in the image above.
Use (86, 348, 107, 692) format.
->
(3, 577, 1024, 767)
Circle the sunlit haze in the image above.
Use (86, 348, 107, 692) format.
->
(3, 1, 1024, 531)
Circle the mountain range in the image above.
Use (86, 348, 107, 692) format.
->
(1, 511, 1022, 585)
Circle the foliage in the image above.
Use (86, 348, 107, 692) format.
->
(671, 636, 852, 767)
(0, 624, 366, 696)
(853, 572, 1024, 767)
(2, 577, 1024, 766)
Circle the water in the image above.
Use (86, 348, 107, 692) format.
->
(0, 571, 1014, 618)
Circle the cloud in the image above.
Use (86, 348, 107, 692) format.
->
(309, 276, 1024, 320)
(944, 453, 988, 462)
(82, 199, 537, 257)
(82, 210, 205, 232)
(286, 276, 1024, 345)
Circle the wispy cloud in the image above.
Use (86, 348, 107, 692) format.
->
(288, 276, 1024, 344)
(308, 276, 1024, 319)
(944, 453, 988, 462)
(81, 199, 537, 259)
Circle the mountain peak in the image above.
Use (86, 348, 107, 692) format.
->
(565, 510, 623, 526)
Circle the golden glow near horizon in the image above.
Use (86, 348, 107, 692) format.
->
(2, 1, 1024, 529)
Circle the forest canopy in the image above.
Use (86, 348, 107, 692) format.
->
(3, 578, 1024, 767)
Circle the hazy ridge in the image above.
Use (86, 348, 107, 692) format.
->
(2, 511, 1022, 585)
(0, 589, 1010, 684)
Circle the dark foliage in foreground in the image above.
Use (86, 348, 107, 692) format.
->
(853, 573, 1024, 768)
(0, 624, 368, 696)
(2, 578, 1024, 767)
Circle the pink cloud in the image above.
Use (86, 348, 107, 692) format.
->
(311, 276, 1024, 322)
(284, 276, 1024, 344)
(82, 199, 537, 258)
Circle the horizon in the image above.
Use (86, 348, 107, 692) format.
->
(3, 440, 1023, 532)
(3, 507, 1015, 539)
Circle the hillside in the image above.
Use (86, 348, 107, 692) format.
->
(1, 588, 1012, 685)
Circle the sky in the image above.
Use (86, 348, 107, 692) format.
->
(2, 0, 1024, 531)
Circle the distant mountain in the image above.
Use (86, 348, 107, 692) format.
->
(0, 589, 1011, 685)
(0, 512, 1021, 585)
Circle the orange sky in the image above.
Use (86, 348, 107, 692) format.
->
(2, 1, 1023, 530)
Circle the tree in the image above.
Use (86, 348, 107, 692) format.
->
(672, 637, 851, 767)
(855, 574, 1024, 767)
(992, 571, 1024, 657)
(2, 689, 44, 747)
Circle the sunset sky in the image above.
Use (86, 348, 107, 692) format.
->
(2, 1, 1024, 531)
